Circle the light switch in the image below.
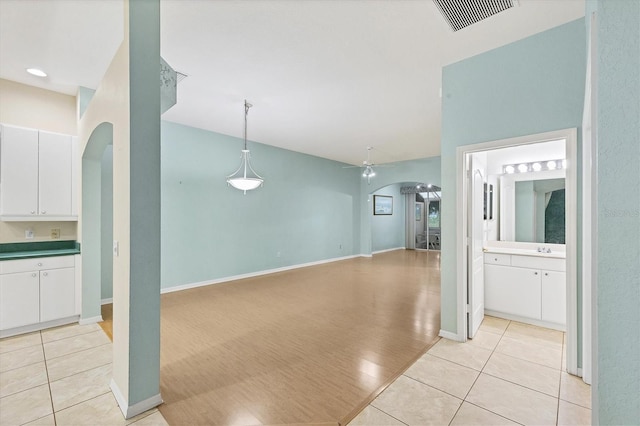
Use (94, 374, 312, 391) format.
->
(51, 228, 60, 239)
(113, 240, 119, 256)
(25, 229, 34, 239)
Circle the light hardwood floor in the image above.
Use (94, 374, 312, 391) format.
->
(158, 249, 441, 425)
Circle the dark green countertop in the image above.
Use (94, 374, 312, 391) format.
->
(0, 241, 80, 260)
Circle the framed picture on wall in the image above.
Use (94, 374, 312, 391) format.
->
(374, 195, 393, 215)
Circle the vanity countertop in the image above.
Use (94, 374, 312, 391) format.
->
(0, 241, 80, 261)
(483, 246, 566, 259)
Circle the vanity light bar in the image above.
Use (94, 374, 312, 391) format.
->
(503, 159, 565, 174)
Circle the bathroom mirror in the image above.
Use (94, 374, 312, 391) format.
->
(500, 169, 566, 244)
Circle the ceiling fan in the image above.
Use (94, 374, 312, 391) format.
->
(344, 146, 392, 184)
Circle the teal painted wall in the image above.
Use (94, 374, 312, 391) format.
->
(127, 0, 162, 405)
(440, 19, 586, 335)
(595, 0, 640, 423)
(100, 145, 113, 301)
(161, 121, 361, 289)
(371, 184, 405, 252)
(359, 156, 441, 255)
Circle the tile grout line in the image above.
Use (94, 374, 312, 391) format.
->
(369, 404, 410, 426)
(40, 330, 58, 426)
(449, 319, 512, 425)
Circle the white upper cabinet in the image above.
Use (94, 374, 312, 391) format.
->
(0, 124, 77, 220)
(38, 131, 73, 216)
(0, 125, 39, 216)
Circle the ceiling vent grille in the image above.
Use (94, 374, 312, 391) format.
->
(433, 0, 517, 32)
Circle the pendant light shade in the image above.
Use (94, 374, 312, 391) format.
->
(226, 100, 264, 194)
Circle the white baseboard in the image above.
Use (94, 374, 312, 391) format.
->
(484, 310, 567, 332)
(360, 253, 373, 258)
(372, 247, 406, 255)
(439, 329, 464, 342)
(79, 315, 103, 325)
(161, 254, 362, 294)
(110, 379, 163, 419)
(0, 316, 79, 339)
(101, 298, 113, 305)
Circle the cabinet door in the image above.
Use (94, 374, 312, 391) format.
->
(0, 271, 40, 330)
(541, 270, 566, 325)
(0, 125, 39, 216)
(40, 268, 75, 322)
(38, 131, 73, 216)
(485, 264, 542, 319)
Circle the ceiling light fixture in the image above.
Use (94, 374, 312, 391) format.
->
(503, 159, 565, 174)
(226, 100, 264, 194)
(26, 68, 47, 77)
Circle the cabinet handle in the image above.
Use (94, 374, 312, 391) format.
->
(37, 262, 43, 267)
(494, 258, 498, 261)
(30, 211, 36, 214)
(545, 273, 549, 276)
(31, 273, 37, 278)
(42, 272, 48, 277)
(534, 271, 538, 275)
(41, 211, 46, 214)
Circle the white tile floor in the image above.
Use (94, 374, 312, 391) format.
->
(349, 316, 592, 426)
(0, 323, 168, 426)
(1, 317, 591, 426)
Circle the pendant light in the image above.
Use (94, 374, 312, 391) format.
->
(226, 100, 264, 194)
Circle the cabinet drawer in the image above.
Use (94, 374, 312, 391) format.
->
(511, 255, 565, 272)
(0, 256, 75, 275)
(484, 253, 511, 266)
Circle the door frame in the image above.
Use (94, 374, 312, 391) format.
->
(455, 128, 579, 376)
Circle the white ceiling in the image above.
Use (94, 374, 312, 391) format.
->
(0, 0, 584, 165)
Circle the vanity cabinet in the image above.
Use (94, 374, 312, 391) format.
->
(0, 256, 77, 332)
(484, 252, 566, 328)
(0, 124, 77, 220)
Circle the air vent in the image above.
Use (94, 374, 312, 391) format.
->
(433, 0, 517, 32)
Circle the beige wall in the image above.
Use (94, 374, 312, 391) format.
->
(0, 79, 77, 135)
(0, 78, 78, 243)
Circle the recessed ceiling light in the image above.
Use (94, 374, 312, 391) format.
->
(26, 68, 47, 77)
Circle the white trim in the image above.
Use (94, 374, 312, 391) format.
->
(161, 254, 362, 294)
(360, 253, 373, 258)
(0, 316, 79, 338)
(79, 315, 103, 325)
(372, 247, 406, 255)
(456, 128, 579, 374)
(110, 379, 163, 420)
(581, 10, 597, 387)
(438, 329, 464, 342)
(101, 298, 113, 305)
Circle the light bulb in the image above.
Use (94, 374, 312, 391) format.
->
(532, 162, 542, 171)
(547, 160, 557, 170)
(505, 165, 515, 174)
(562, 159, 567, 169)
(518, 164, 528, 173)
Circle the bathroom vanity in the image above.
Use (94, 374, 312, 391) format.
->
(484, 245, 566, 330)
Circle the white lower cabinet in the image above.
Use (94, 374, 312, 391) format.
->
(484, 252, 566, 328)
(0, 256, 76, 333)
(485, 264, 542, 319)
(0, 272, 40, 329)
(541, 270, 566, 324)
(40, 267, 76, 322)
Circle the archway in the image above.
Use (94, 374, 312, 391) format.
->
(80, 122, 113, 323)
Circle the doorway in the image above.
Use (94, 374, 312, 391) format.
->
(406, 185, 441, 251)
(456, 128, 580, 377)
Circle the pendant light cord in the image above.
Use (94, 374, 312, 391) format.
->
(244, 100, 252, 150)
